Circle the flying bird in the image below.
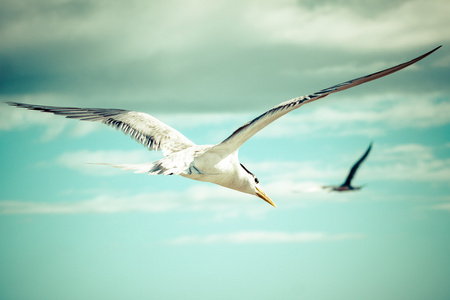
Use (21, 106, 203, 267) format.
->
(323, 143, 372, 192)
(7, 46, 440, 207)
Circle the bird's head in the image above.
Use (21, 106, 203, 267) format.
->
(240, 163, 276, 208)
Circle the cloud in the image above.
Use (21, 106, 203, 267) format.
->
(0, 175, 339, 217)
(2, 0, 448, 54)
(368, 144, 450, 182)
(291, 182, 326, 194)
(431, 203, 450, 212)
(166, 231, 364, 245)
(52, 149, 334, 195)
(247, 0, 450, 51)
(259, 93, 450, 138)
(2, 139, 448, 216)
(0, 100, 103, 140)
(0, 193, 179, 214)
(374, 144, 433, 161)
(55, 137, 450, 184)
(0, 183, 273, 216)
(0, 0, 447, 112)
(0, 101, 63, 129)
(3, 92, 448, 144)
(246, 141, 450, 188)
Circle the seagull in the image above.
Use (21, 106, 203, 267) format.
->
(323, 143, 372, 192)
(6, 46, 440, 207)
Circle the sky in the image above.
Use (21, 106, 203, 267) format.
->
(0, 0, 449, 299)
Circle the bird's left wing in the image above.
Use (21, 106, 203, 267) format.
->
(342, 143, 372, 186)
(210, 46, 440, 154)
(6, 102, 196, 156)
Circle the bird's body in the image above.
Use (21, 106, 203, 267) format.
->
(329, 185, 359, 192)
(7, 46, 440, 207)
(324, 143, 373, 192)
(182, 150, 252, 194)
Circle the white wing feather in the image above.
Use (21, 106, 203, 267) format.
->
(6, 103, 196, 156)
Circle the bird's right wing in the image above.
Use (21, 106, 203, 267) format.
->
(6, 102, 196, 156)
(210, 46, 441, 154)
(342, 143, 372, 186)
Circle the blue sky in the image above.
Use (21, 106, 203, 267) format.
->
(0, 0, 449, 299)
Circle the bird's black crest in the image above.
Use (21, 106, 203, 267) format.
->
(240, 163, 259, 184)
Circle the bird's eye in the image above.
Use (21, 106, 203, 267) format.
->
(254, 177, 259, 184)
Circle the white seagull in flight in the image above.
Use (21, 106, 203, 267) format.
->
(7, 46, 440, 207)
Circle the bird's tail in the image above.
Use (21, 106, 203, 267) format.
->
(89, 156, 191, 176)
(321, 185, 334, 192)
(89, 162, 161, 174)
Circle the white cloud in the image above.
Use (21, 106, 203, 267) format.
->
(0, 99, 251, 145)
(0, 0, 446, 116)
(3, 92, 448, 143)
(155, 112, 252, 131)
(56, 138, 450, 187)
(246, 0, 449, 51)
(2, 0, 447, 74)
(167, 231, 364, 245)
(431, 203, 450, 212)
(2, 139, 448, 216)
(368, 144, 450, 182)
(247, 141, 450, 187)
(0, 99, 104, 140)
(0, 193, 179, 214)
(0, 183, 273, 216)
(374, 144, 433, 161)
(291, 181, 326, 194)
(0, 101, 62, 130)
(258, 93, 450, 138)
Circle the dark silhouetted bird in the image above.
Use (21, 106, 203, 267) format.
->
(324, 143, 372, 192)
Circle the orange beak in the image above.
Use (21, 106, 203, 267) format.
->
(255, 186, 277, 207)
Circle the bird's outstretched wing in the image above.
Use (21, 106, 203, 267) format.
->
(211, 46, 441, 153)
(342, 143, 372, 187)
(6, 103, 196, 156)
